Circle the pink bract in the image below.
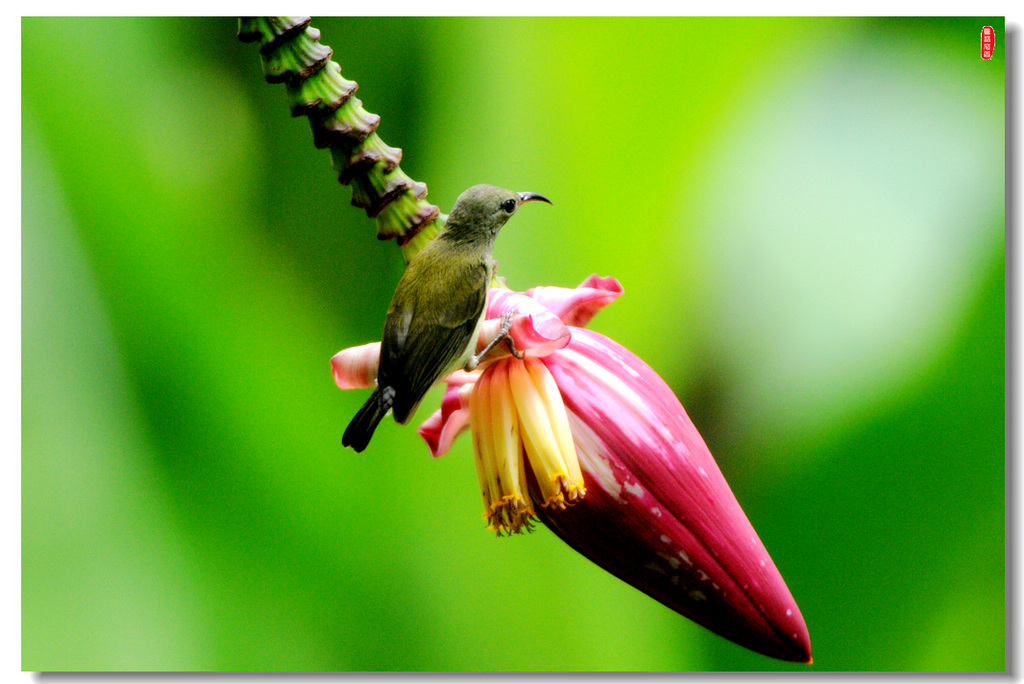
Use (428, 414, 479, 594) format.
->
(334, 275, 810, 663)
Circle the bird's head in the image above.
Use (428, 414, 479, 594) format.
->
(444, 184, 551, 243)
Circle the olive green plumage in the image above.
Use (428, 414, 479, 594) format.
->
(343, 184, 551, 452)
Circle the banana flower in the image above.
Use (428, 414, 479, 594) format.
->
(332, 276, 811, 663)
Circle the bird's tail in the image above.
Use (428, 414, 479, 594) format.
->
(342, 387, 392, 452)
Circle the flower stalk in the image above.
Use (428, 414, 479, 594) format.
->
(237, 17, 442, 261)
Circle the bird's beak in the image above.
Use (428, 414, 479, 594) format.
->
(517, 192, 552, 206)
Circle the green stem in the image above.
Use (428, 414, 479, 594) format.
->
(238, 17, 443, 262)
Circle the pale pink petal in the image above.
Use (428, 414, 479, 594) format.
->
(525, 275, 623, 328)
(483, 289, 570, 357)
(442, 368, 481, 387)
(331, 342, 380, 389)
(418, 382, 474, 458)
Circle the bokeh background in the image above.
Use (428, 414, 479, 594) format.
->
(22, 17, 1004, 671)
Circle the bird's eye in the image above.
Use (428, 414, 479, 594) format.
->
(502, 198, 517, 214)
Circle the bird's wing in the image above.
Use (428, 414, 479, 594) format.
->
(380, 259, 489, 424)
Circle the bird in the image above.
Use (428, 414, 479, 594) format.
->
(342, 183, 552, 452)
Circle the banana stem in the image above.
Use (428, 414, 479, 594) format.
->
(238, 17, 444, 262)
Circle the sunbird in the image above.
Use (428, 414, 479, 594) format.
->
(343, 184, 552, 452)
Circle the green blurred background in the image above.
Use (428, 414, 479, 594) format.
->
(22, 17, 1004, 671)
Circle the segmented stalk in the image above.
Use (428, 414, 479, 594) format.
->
(238, 17, 443, 259)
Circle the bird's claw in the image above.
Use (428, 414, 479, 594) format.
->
(505, 336, 525, 359)
(498, 310, 525, 359)
(469, 309, 522, 368)
(499, 309, 515, 334)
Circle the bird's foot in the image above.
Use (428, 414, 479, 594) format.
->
(499, 310, 525, 359)
(468, 309, 522, 369)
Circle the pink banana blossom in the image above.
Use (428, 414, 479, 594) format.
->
(332, 275, 811, 663)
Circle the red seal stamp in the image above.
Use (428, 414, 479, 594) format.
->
(981, 26, 994, 60)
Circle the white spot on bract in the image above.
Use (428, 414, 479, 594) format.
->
(786, 609, 793, 617)
(678, 550, 692, 566)
(760, 559, 766, 567)
(689, 590, 707, 602)
(568, 411, 624, 503)
(623, 480, 644, 498)
(650, 507, 662, 517)
(659, 534, 672, 544)
(697, 466, 708, 479)
(792, 633, 798, 640)
(657, 552, 681, 570)
(712, 583, 719, 591)
(696, 570, 708, 581)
